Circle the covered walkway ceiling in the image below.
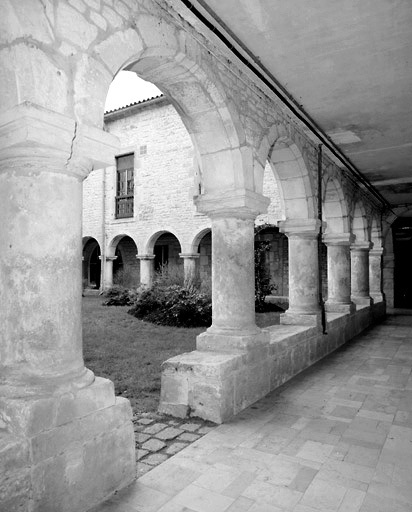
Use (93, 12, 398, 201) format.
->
(186, 0, 412, 208)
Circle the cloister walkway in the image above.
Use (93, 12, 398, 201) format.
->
(92, 312, 412, 512)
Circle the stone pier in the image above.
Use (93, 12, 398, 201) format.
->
(0, 104, 135, 512)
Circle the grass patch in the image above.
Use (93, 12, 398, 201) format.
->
(82, 295, 282, 414)
(82, 296, 205, 413)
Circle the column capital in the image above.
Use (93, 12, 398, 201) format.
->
(278, 218, 323, 238)
(137, 254, 155, 260)
(323, 232, 355, 246)
(370, 247, 384, 257)
(350, 242, 372, 251)
(179, 253, 200, 259)
(0, 102, 119, 179)
(99, 255, 118, 261)
(195, 189, 270, 219)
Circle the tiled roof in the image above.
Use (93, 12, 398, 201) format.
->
(104, 94, 165, 114)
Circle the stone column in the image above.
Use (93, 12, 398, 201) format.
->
(323, 233, 356, 314)
(279, 219, 322, 326)
(0, 104, 135, 511)
(179, 253, 200, 285)
(102, 255, 118, 290)
(351, 242, 373, 306)
(369, 247, 384, 302)
(138, 254, 155, 287)
(195, 190, 270, 349)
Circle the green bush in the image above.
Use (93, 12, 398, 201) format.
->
(102, 285, 141, 306)
(254, 239, 276, 312)
(113, 268, 140, 288)
(128, 283, 212, 327)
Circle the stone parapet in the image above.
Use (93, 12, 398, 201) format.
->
(159, 302, 385, 423)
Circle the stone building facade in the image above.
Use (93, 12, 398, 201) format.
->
(83, 95, 288, 294)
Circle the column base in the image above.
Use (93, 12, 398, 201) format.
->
(0, 377, 135, 512)
(196, 328, 270, 352)
(280, 310, 322, 327)
(352, 296, 374, 307)
(371, 293, 384, 303)
(325, 301, 356, 314)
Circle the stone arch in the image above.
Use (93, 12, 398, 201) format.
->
(82, 237, 101, 289)
(89, 15, 250, 195)
(351, 202, 370, 243)
(144, 230, 183, 272)
(190, 228, 212, 284)
(189, 227, 212, 254)
(257, 126, 317, 220)
(107, 234, 139, 287)
(323, 176, 350, 235)
(107, 233, 139, 258)
(1, 4, 255, 195)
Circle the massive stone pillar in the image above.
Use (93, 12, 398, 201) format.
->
(279, 219, 322, 326)
(101, 255, 118, 290)
(0, 104, 135, 512)
(324, 233, 356, 314)
(138, 254, 155, 287)
(351, 242, 373, 306)
(196, 191, 270, 347)
(179, 253, 200, 285)
(369, 247, 384, 302)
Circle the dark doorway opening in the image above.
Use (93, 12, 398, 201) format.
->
(89, 245, 101, 289)
(393, 218, 412, 308)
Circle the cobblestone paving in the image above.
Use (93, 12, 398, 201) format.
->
(92, 312, 412, 512)
(133, 413, 216, 478)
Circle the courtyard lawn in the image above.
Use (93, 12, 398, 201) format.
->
(82, 295, 281, 414)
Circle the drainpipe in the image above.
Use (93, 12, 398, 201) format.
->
(100, 167, 106, 292)
(318, 144, 327, 334)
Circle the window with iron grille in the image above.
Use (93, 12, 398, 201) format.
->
(115, 153, 134, 219)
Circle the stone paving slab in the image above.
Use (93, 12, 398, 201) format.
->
(91, 313, 412, 512)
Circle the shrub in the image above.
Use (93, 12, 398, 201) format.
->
(154, 263, 185, 287)
(254, 239, 277, 312)
(102, 285, 141, 306)
(113, 268, 140, 288)
(128, 283, 211, 327)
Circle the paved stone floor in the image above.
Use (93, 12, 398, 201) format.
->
(133, 415, 216, 478)
(92, 312, 412, 512)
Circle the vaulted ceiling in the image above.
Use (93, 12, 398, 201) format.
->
(188, 0, 412, 208)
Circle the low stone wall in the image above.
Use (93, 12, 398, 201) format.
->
(159, 302, 386, 423)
